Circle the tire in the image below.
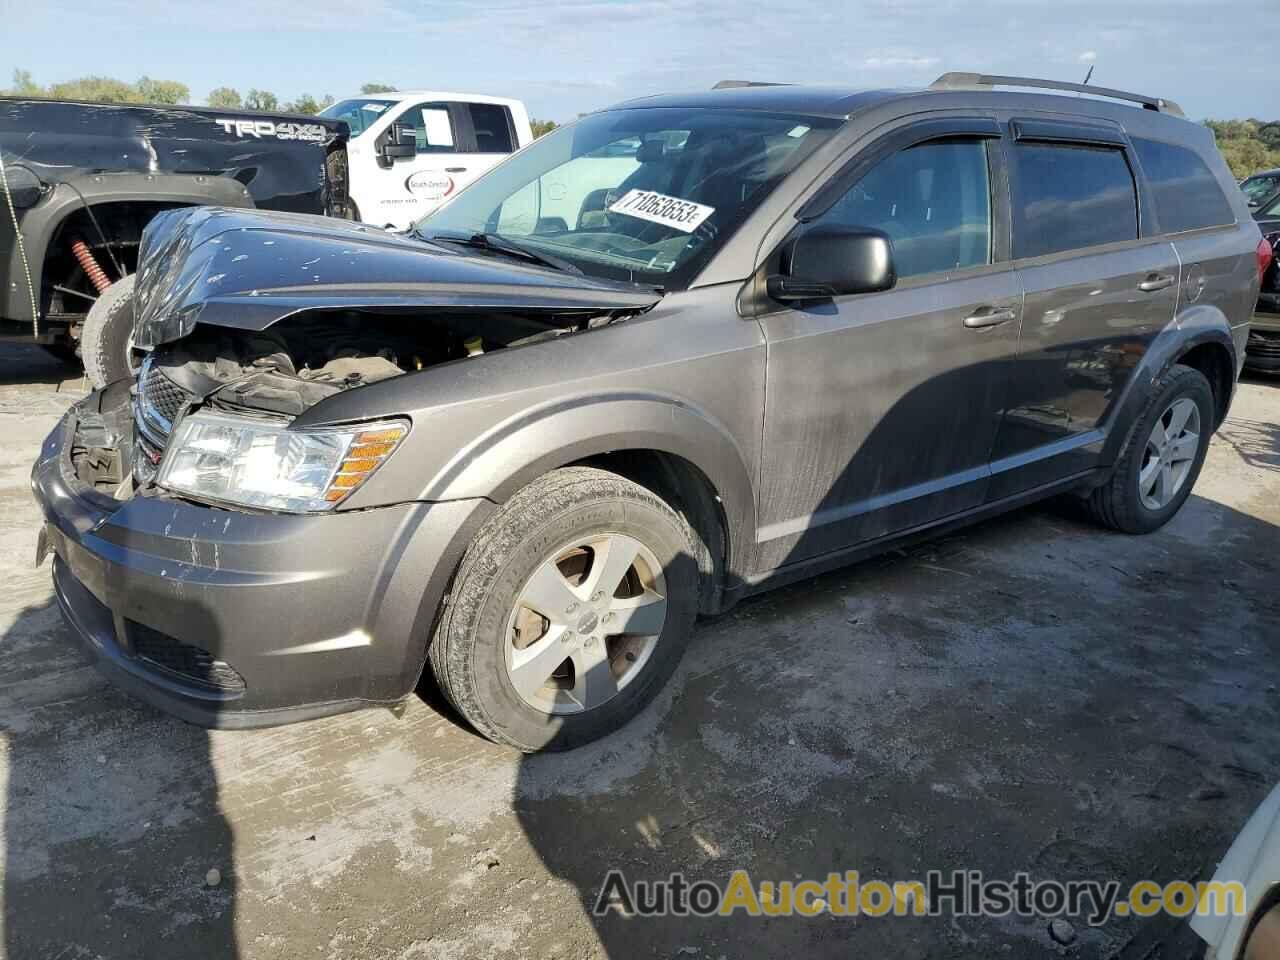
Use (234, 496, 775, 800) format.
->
(429, 466, 699, 752)
(80, 274, 139, 389)
(1085, 363, 1214, 534)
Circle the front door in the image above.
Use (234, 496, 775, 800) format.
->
(362, 101, 516, 229)
(755, 127, 1022, 570)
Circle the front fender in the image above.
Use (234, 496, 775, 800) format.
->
(419, 391, 757, 577)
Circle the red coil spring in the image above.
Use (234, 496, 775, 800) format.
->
(70, 238, 111, 293)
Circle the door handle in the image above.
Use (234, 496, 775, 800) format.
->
(1137, 274, 1175, 292)
(445, 167, 467, 173)
(963, 307, 1017, 329)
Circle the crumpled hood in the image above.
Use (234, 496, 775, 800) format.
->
(132, 207, 664, 348)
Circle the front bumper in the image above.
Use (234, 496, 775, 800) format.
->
(31, 399, 492, 728)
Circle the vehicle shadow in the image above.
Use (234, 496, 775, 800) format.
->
(509, 336, 1280, 960)
(510, 486, 1280, 957)
(0, 342, 81, 387)
(1, 598, 239, 960)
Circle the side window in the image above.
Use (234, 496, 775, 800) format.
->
(1010, 143, 1137, 258)
(466, 102, 515, 154)
(813, 139, 993, 280)
(411, 103, 457, 154)
(1132, 137, 1235, 232)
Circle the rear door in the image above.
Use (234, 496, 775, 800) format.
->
(755, 117, 1023, 570)
(1129, 135, 1258, 359)
(987, 118, 1179, 499)
(454, 101, 520, 193)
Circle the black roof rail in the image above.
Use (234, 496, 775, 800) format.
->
(712, 80, 791, 90)
(929, 72, 1184, 118)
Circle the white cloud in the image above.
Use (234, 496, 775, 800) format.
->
(1078, 50, 1098, 63)
(863, 55, 941, 70)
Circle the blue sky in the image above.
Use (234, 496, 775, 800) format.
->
(0, 0, 1269, 122)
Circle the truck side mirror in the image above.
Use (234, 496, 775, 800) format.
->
(379, 122, 417, 166)
(767, 225, 896, 301)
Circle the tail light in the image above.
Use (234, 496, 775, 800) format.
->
(1260, 235, 1277, 286)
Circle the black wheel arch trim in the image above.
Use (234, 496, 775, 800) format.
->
(1099, 311, 1238, 467)
(2, 173, 255, 326)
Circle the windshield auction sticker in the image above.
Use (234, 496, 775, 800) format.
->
(608, 189, 715, 233)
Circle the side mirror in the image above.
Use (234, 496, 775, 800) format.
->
(768, 225, 896, 301)
(1249, 199, 1260, 208)
(379, 122, 417, 165)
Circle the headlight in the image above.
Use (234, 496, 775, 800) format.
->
(157, 411, 408, 512)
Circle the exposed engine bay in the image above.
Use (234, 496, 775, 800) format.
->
(69, 307, 623, 497)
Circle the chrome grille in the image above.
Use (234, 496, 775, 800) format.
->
(139, 357, 187, 430)
(133, 355, 196, 482)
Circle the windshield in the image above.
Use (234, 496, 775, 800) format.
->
(1242, 174, 1280, 203)
(319, 98, 396, 137)
(412, 107, 839, 288)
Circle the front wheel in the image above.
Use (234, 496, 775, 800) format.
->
(429, 467, 699, 752)
(80, 274, 141, 389)
(1085, 363, 1214, 534)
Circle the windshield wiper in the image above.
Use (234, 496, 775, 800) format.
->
(422, 231, 583, 275)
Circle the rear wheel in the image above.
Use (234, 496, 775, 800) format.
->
(80, 274, 141, 389)
(429, 466, 699, 752)
(1085, 363, 1214, 534)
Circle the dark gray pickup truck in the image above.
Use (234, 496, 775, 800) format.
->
(0, 97, 350, 382)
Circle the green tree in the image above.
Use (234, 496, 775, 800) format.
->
(285, 93, 322, 115)
(244, 88, 279, 112)
(1206, 118, 1280, 179)
(207, 87, 242, 108)
(9, 69, 42, 96)
(360, 83, 396, 94)
(136, 76, 189, 105)
(46, 76, 142, 103)
(530, 118, 558, 138)
(1258, 123, 1280, 152)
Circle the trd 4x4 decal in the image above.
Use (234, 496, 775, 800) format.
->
(215, 119, 329, 142)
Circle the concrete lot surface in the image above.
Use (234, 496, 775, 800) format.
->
(0, 342, 1277, 959)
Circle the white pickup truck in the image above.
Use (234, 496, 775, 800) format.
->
(320, 91, 533, 229)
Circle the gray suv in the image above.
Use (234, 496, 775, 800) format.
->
(31, 74, 1268, 751)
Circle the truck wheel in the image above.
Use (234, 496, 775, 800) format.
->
(81, 274, 140, 389)
(1085, 363, 1214, 534)
(429, 466, 699, 752)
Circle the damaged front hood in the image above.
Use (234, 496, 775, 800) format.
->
(132, 207, 664, 348)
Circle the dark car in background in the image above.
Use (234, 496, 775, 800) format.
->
(32, 73, 1267, 751)
(1247, 194, 1280, 371)
(1242, 168, 1280, 211)
(0, 97, 350, 385)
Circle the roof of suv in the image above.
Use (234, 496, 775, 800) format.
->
(613, 75, 1188, 125)
(614, 85, 903, 119)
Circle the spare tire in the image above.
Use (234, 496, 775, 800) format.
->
(80, 274, 140, 389)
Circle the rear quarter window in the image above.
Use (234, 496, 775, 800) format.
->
(467, 103, 515, 154)
(1131, 137, 1235, 233)
(1010, 142, 1138, 259)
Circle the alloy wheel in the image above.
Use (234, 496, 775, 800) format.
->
(505, 533, 668, 715)
(1138, 397, 1201, 511)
